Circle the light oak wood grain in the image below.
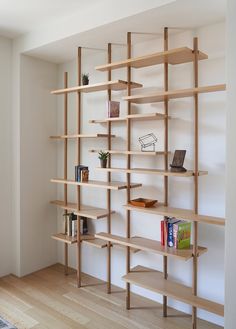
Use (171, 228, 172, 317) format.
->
(50, 178, 142, 190)
(96, 167, 208, 177)
(89, 112, 168, 124)
(124, 203, 225, 226)
(89, 150, 169, 156)
(95, 47, 208, 71)
(50, 200, 115, 219)
(51, 80, 142, 95)
(122, 266, 224, 317)
(0, 264, 222, 329)
(95, 232, 207, 260)
(123, 84, 226, 104)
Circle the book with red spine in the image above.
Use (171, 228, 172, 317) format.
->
(161, 220, 165, 245)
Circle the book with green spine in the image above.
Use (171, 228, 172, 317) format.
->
(173, 221, 191, 249)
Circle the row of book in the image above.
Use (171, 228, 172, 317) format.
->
(161, 217, 191, 249)
(75, 165, 89, 182)
(64, 213, 88, 237)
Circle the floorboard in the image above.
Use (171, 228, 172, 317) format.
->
(0, 264, 223, 329)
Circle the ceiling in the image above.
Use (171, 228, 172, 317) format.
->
(0, 0, 100, 38)
(25, 0, 226, 63)
(0, 0, 226, 62)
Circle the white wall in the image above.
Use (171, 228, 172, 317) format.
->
(55, 22, 226, 326)
(0, 36, 14, 277)
(19, 55, 58, 276)
(225, 0, 236, 328)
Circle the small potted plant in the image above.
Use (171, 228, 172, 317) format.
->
(82, 73, 89, 85)
(98, 151, 109, 168)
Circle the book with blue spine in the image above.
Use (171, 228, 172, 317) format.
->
(167, 218, 180, 247)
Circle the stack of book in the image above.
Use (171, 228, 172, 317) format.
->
(161, 217, 191, 249)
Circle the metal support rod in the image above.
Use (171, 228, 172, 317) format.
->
(163, 26, 169, 317)
(64, 71, 69, 276)
(77, 46, 82, 288)
(126, 31, 132, 310)
(107, 42, 112, 294)
(192, 36, 199, 329)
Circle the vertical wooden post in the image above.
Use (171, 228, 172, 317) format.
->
(77, 46, 82, 288)
(126, 31, 132, 310)
(163, 26, 169, 317)
(192, 37, 199, 329)
(64, 72, 69, 276)
(107, 43, 112, 294)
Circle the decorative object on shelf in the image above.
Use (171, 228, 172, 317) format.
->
(107, 100, 120, 118)
(82, 73, 89, 85)
(138, 133, 158, 152)
(81, 168, 89, 182)
(129, 198, 157, 208)
(63, 212, 77, 237)
(80, 216, 88, 235)
(98, 151, 109, 168)
(170, 150, 187, 172)
(75, 165, 89, 181)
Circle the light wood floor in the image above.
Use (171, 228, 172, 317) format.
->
(0, 264, 222, 329)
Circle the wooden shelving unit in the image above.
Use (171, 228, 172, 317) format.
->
(50, 46, 143, 291)
(50, 27, 226, 329)
(93, 28, 226, 328)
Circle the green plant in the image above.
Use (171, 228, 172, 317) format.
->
(98, 151, 109, 160)
(82, 73, 89, 84)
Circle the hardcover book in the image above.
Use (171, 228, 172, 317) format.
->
(173, 221, 191, 249)
(167, 218, 180, 247)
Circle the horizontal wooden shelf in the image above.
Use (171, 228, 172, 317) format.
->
(95, 233, 207, 261)
(51, 80, 142, 95)
(82, 238, 107, 249)
(96, 167, 208, 177)
(89, 150, 169, 156)
(50, 134, 115, 139)
(50, 178, 142, 190)
(112, 243, 140, 254)
(52, 233, 94, 245)
(50, 200, 115, 220)
(51, 233, 107, 248)
(124, 203, 225, 226)
(51, 233, 77, 244)
(89, 112, 168, 124)
(122, 266, 224, 316)
(123, 84, 226, 104)
(95, 47, 208, 71)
